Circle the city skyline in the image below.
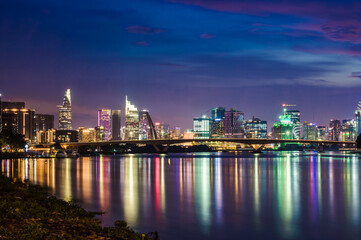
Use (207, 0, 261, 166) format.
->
(1, 0, 361, 129)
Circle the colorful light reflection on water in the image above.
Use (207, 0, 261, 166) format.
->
(1, 152, 361, 240)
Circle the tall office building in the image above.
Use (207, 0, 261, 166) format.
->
(224, 108, 245, 138)
(139, 109, 150, 140)
(1, 101, 35, 141)
(111, 110, 121, 140)
(58, 89, 72, 130)
(341, 119, 356, 141)
(34, 114, 54, 131)
(303, 121, 317, 140)
(273, 114, 293, 139)
(245, 117, 267, 139)
(98, 109, 112, 141)
(124, 96, 139, 140)
(210, 107, 225, 138)
(283, 104, 301, 139)
(155, 122, 170, 139)
(355, 102, 361, 138)
(317, 126, 328, 140)
(329, 119, 341, 141)
(0, 93, 2, 131)
(193, 115, 211, 139)
(212, 107, 225, 121)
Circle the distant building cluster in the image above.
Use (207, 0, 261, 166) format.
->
(0, 90, 360, 144)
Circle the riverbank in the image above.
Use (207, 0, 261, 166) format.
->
(0, 176, 158, 239)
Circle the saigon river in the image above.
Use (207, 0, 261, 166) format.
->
(1, 152, 361, 240)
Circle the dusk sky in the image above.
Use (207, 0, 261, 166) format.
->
(1, 0, 361, 129)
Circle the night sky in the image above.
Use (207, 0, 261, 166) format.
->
(1, 0, 361, 130)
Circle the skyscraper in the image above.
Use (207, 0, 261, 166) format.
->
(98, 109, 112, 141)
(224, 108, 245, 138)
(212, 107, 225, 121)
(1, 101, 35, 141)
(124, 96, 139, 140)
(355, 101, 361, 138)
(210, 107, 225, 138)
(139, 109, 150, 140)
(245, 117, 267, 139)
(283, 104, 301, 139)
(303, 121, 317, 140)
(329, 119, 341, 141)
(273, 114, 293, 140)
(111, 110, 121, 140)
(58, 89, 72, 130)
(34, 114, 54, 132)
(193, 115, 211, 139)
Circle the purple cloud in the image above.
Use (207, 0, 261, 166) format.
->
(349, 72, 361, 79)
(126, 25, 166, 35)
(200, 33, 216, 39)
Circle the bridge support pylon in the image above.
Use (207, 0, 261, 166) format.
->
(151, 144, 170, 153)
(248, 144, 265, 153)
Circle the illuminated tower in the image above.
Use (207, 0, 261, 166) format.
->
(98, 109, 112, 141)
(355, 102, 361, 137)
(124, 96, 139, 140)
(58, 89, 72, 130)
(193, 115, 211, 139)
(283, 104, 300, 139)
(224, 108, 245, 138)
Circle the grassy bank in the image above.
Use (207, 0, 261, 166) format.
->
(0, 176, 158, 239)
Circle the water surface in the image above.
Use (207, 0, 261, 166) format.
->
(1, 152, 361, 239)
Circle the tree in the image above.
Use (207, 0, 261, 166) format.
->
(0, 130, 26, 151)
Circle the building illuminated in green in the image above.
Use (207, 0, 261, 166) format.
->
(273, 114, 294, 139)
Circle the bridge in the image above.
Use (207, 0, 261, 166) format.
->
(30, 138, 356, 152)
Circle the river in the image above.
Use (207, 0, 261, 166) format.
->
(1, 152, 361, 239)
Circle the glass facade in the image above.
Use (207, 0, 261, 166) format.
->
(193, 115, 211, 139)
(97, 109, 112, 141)
(124, 96, 139, 140)
(245, 117, 267, 139)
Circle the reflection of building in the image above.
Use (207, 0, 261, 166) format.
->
(78, 127, 96, 142)
(329, 119, 341, 141)
(55, 130, 78, 143)
(245, 117, 267, 139)
(355, 102, 361, 138)
(303, 121, 317, 140)
(1, 101, 35, 141)
(224, 108, 244, 138)
(111, 110, 121, 140)
(98, 109, 112, 141)
(58, 89, 72, 130)
(341, 119, 356, 141)
(193, 115, 211, 139)
(124, 96, 139, 140)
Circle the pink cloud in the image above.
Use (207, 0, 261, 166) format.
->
(200, 33, 216, 39)
(126, 25, 166, 35)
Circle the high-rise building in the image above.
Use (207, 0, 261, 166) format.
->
(341, 119, 356, 141)
(1, 101, 35, 141)
(212, 107, 225, 121)
(124, 96, 139, 140)
(155, 122, 170, 139)
(303, 121, 317, 140)
(78, 127, 96, 142)
(171, 127, 181, 139)
(245, 117, 267, 139)
(224, 108, 245, 138)
(55, 130, 78, 143)
(273, 114, 293, 139)
(355, 102, 361, 138)
(329, 119, 341, 141)
(210, 120, 224, 138)
(193, 115, 211, 139)
(95, 126, 105, 141)
(139, 109, 150, 140)
(0, 93, 2, 131)
(58, 89, 72, 130)
(317, 126, 328, 140)
(34, 114, 54, 132)
(283, 104, 301, 139)
(98, 109, 112, 141)
(111, 110, 121, 140)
